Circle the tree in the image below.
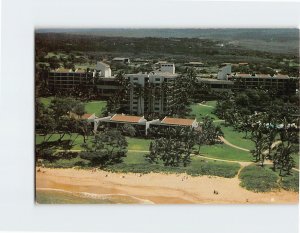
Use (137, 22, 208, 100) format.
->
(81, 129, 128, 167)
(76, 119, 90, 143)
(146, 127, 196, 167)
(121, 124, 136, 137)
(195, 116, 223, 154)
(72, 102, 85, 117)
(273, 117, 298, 175)
(249, 114, 268, 166)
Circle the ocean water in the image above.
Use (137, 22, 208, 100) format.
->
(36, 189, 153, 204)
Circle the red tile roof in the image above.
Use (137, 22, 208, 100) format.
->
(81, 113, 93, 119)
(275, 74, 289, 78)
(255, 74, 271, 78)
(110, 114, 143, 123)
(161, 117, 195, 126)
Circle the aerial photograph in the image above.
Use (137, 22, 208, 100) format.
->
(35, 28, 299, 204)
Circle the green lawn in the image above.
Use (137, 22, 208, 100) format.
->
(84, 101, 106, 117)
(126, 137, 151, 151)
(200, 143, 253, 162)
(36, 133, 93, 150)
(190, 103, 219, 121)
(38, 97, 106, 117)
(218, 124, 254, 150)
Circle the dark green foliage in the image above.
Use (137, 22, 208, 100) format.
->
(81, 129, 128, 167)
(239, 165, 279, 192)
(195, 116, 223, 154)
(105, 155, 240, 178)
(280, 172, 299, 192)
(146, 127, 196, 167)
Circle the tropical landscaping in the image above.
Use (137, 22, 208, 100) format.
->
(35, 90, 299, 193)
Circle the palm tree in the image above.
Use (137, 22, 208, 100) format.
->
(133, 83, 145, 115)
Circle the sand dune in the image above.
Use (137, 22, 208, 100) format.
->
(35, 167, 298, 204)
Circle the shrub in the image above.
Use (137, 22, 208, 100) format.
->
(280, 172, 299, 192)
(239, 165, 279, 192)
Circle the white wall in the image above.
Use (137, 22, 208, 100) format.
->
(96, 61, 111, 77)
(217, 64, 232, 80)
(160, 63, 175, 74)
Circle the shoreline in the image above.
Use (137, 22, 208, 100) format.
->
(35, 167, 299, 204)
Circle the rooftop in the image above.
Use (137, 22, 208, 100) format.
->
(81, 113, 94, 119)
(198, 77, 234, 84)
(97, 61, 110, 68)
(161, 117, 195, 126)
(255, 74, 271, 78)
(55, 68, 72, 73)
(113, 57, 129, 60)
(110, 114, 144, 123)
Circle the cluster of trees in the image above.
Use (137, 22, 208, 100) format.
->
(146, 117, 223, 167)
(36, 96, 130, 167)
(36, 97, 90, 152)
(215, 89, 299, 175)
(81, 129, 128, 167)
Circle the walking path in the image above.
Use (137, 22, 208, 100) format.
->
(196, 154, 252, 167)
(198, 103, 214, 108)
(219, 136, 250, 152)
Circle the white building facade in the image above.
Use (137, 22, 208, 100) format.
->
(96, 61, 112, 78)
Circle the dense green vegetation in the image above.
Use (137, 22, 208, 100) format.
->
(239, 164, 299, 192)
(280, 171, 299, 192)
(239, 165, 280, 192)
(103, 152, 240, 178)
(38, 151, 240, 178)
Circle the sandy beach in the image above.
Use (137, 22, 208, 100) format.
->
(35, 167, 298, 204)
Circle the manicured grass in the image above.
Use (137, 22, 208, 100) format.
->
(190, 103, 219, 121)
(200, 143, 253, 162)
(84, 100, 106, 117)
(239, 165, 279, 192)
(218, 124, 254, 150)
(38, 97, 107, 117)
(36, 133, 93, 150)
(126, 137, 151, 151)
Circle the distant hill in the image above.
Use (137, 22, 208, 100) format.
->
(36, 28, 298, 40)
(36, 28, 299, 54)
